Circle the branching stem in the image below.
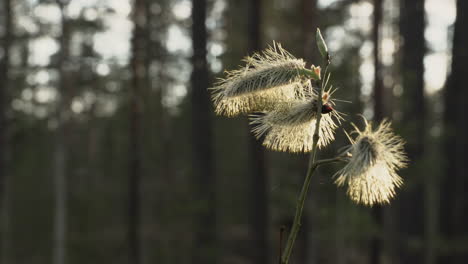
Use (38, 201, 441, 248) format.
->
(281, 63, 336, 264)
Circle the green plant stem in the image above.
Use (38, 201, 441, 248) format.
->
(280, 156, 344, 264)
(281, 64, 330, 264)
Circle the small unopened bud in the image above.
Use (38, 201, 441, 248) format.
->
(316, 28, 329, 61)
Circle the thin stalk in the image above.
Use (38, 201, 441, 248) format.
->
(280, 155, 343, 264)
(281, 64, 330, 264)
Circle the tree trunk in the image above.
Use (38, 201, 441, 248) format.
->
(371, 0, 383, 263)
(373, 0, 384, 122)
(247, 0, 269, 264)
(191, 0, 216, 263)
(398, 0, 426, 263)
(369, 0, 385, 264)
(441, 0, 468, 263)
(53, 133, 66, 264)
(0, 0, 12, 262)
(129, 0, 146, 263)
(400, 0, 426, 157)
(53, 2, 71, 264)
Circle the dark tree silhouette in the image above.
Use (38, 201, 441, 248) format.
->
(0, 0, 12, 260)
(373, 0, 383, 122)
(398, 0, 426, 263)
(247, 0, 269, 264)
(129, 0, 146, 263)
(400, 0, 426, 157)
(53, 2, 73, 264)
(0, 0, 11, 207)
(441, 0, 468, 263)
(191, 0, 216, 263)
(371, 1, 384, 263)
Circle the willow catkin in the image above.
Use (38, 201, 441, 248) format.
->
(211, 42, 316, 117)
(334, 120, 408, 206)
(250, 91, 342, 152)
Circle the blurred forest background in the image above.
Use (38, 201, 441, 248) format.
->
(0, 0, 467, 263)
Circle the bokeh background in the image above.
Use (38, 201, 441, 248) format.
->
(0, 0, 467, 263)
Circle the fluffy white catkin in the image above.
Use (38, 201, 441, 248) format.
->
(250, 88, 342, 153)
(334, 120, 407, 206)
(211, 43, 317, 117)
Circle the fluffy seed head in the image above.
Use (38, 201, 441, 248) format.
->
(249, 87, 343, 152)
(334, 119, 407, 206)
(211, 42, 311, 117)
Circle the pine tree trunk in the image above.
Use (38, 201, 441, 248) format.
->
(129, 0, 146, 263)
(191, 0, 216, 263)
(53, 136, 66, 264)
(441, 0, 468, 263)
(53, 2, 71, 264)
(400, 0, 425, 157)
(247, 0, 269, 264)
(0, 0, 11, 209)
(0, 0, 12, 261)
(371, 0, 383, 263)
(399, 0, 426, 263)
(373, 0, 384, 122)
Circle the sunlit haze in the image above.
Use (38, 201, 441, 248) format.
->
(26, 0, 457, 108)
